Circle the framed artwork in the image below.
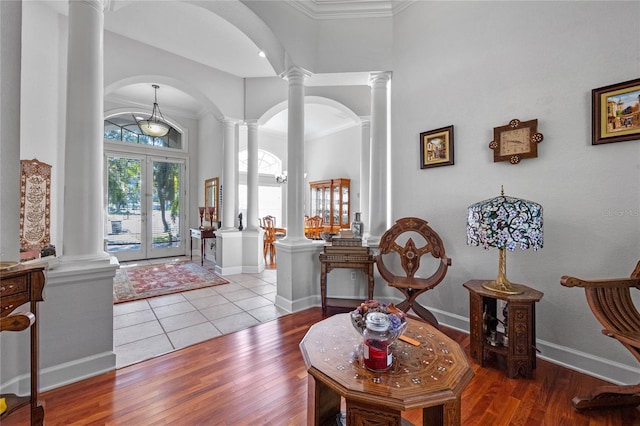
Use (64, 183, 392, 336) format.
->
(420, 125, 454, 169)
(592, 78, 640, 145)
(489, 118, 543, 165)
(20, 159, 51, 256)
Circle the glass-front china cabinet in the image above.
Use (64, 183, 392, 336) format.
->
(309, 178, 350, 232)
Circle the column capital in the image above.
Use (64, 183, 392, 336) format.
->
(223, 117, 242, 126)
(359, 116, 371, 126)
(244, 119, 259, 127)
(369, 71, 392, 87)
(75, 0, 108, 13)
(281, 65, 312, 83)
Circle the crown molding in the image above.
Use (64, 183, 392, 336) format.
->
(286, 0, 415, 20)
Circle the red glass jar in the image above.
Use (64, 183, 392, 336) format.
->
(363, 312, 392, 371)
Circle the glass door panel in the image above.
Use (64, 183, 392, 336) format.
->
(310, 187, 317, 216)
(323, 187, 331, 225)
(105, 155, 143, 259)
(149, 158, 184, 258)
(105, 153, 185, 261)
(341, 185, 349, 227)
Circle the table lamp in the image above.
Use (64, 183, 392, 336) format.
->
(466, 186, 543, 294)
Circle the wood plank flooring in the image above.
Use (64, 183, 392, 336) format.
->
(4, 307, 640, 425)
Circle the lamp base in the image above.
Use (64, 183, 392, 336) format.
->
(483, 248, 525, 294)
(482, 279, 524, 295)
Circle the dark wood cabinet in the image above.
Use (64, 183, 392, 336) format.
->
(1, 264, 46, 425)
(464, 279, 543, 379)
(309, 178, 350, 233)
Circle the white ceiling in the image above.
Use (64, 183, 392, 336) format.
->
(45, 0, 380, 136)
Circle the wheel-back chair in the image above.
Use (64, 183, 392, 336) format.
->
(375, 217, 451, 328)
(560, 260, 640, 410)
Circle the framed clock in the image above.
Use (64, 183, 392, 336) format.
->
(489, 118, 543, 164)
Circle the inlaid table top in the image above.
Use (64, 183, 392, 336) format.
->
(299, 313, 474, 412)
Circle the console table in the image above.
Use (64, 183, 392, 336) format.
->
(0, 263, 46, 426)
(299, 313, 474, 425)
(190, 228, 215, 266)
(319, 243, 375, 314)
(463, 279, 543, 379)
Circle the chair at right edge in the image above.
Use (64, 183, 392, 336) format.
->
(560, 260, 640, 411)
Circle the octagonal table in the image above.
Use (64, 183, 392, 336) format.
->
(299, 313, 474, 426)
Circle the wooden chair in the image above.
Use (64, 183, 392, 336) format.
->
(262, 216, 277, 268)
(375, 217, 451, 328)
(303, 215, 323, 240)
(309, 215, 323, 239)
(560, 260, 640, 411)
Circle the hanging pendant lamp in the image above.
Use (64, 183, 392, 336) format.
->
(137, 84, 169, 137)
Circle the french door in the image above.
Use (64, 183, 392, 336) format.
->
(105, 152, 186, 261)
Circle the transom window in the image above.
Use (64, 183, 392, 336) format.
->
(239, 149, 282, 175)
(104, 114, 182, 149)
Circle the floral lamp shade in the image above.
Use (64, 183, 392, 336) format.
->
(467, 187, 543, 294)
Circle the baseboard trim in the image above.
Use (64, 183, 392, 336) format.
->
(276, 294, 316, 313)
(39, 351, 116, 392)
(215, 265, 242, 276)
(431, 307, 640, 386)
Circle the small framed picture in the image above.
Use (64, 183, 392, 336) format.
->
(420, 125, 454, 169)
(592, 78, 640, 145)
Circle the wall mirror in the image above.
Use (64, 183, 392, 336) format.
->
(204, 177, 220, 224)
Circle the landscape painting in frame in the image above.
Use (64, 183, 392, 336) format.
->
(592, 78, 640, 145)
(420, 125, 454, 169)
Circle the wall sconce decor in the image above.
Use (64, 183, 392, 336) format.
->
(275, 172, 287, 184)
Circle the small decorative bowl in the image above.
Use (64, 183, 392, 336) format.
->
(350, 304, 408, 343)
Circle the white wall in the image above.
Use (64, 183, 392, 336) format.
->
(305, 123, 362, 213)
(315, 17, 393, 73)
(105, 31, 245, 121)
(391, 1, 640, 382)
(244, 0, 393, 74)
(20, 1, 67, 248)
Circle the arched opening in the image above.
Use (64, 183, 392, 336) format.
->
(238, 148, 285, 228)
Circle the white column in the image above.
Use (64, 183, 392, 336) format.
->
(359, 117, 371, 239)
(283, 66, 309, 241)
(222, 119, 238, 230)
(0, 0, 22, 261)
(62, 0, 108, 261)
(246, 120, 259, 231)
(367, 72, 391, 242)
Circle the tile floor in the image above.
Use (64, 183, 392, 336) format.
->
(113, 256, 286, 368)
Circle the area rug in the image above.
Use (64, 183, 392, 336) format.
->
(113, 261, 230, 304)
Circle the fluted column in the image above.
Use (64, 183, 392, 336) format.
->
(0, 0, 22, 261)
(283, 66, 309, 241)
(62, 0, 108, 260)
(222, 119, 238, 230)
(246, 120, 259, 231)
(367, 72, 391, 242)
(359, 117, 371, 239)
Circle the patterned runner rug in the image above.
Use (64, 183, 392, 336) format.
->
(113, 261, 229, 304)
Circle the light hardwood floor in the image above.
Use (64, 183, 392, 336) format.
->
(5, 308, 640, 425)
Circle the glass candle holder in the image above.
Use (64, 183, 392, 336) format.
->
(198, 207, 205, 228)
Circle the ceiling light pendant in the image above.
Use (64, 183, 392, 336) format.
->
(138, 84, 169, 137)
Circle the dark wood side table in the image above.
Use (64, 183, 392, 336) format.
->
(0, 264, 46, 426)
(319, 245, 375, 315)
(190, 227, 215, 266)
(299, 313, 474, 426)
(463, 279, 543, 379)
